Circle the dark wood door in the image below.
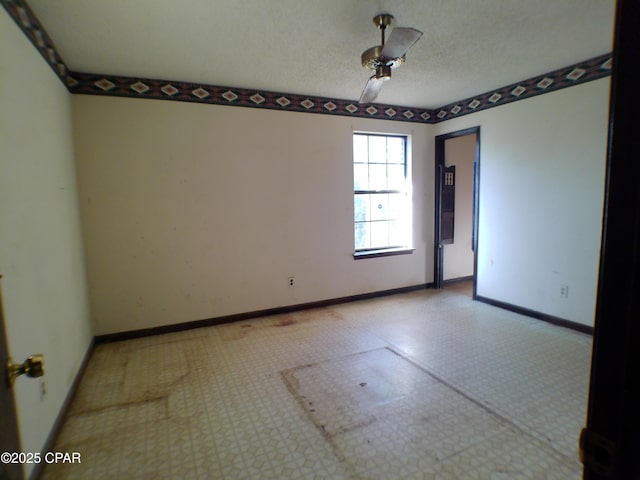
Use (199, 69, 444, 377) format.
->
(582, 0, 640, 478)
(0, 278, 23, 480)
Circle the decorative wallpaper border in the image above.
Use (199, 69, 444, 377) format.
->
(1, 0, 69, 84)
(434, 53, 612, 122)
(66, 72, 435, 123)
(3, 0, 612, 124)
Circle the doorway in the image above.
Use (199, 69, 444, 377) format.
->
(434, 127, 480, 296)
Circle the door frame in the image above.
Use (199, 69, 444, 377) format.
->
(434, 126, 480, 296)
(0, 276, 24, 480)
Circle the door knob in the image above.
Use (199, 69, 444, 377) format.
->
(6, 354, 44, 387)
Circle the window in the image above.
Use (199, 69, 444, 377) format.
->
(353, 133, 412, 257)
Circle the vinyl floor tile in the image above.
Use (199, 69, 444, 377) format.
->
(42, 283, 590, 479)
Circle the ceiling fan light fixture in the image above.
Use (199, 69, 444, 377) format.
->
(357, 14, 423, 104)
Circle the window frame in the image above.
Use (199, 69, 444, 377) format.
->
(352, 132, 414, 259)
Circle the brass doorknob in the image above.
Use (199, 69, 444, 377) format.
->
(6, 354, 45, 387)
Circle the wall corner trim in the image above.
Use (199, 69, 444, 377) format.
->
(474, 295, 594, 335)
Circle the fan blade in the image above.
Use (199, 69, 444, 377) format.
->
(381, 27, 423, 59)
(359, 75, 388, 104)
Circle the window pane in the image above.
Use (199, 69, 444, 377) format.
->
(387, 137, 405, 164)
(388, 193, 405, 220)
(388, 164, 405, 191)
(369, 163, 387, 190)
(354, 164, 369, 190)
(368, 136, 386, 164)
(370, 193, 389, 221)
(354, 194, 370, 222)
(370, 221, 389, 249)
(389, 220, 407, 246)
(353, 135, 368, 163)
(355, 222, 370, 250)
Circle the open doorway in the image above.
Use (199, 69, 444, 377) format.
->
(434, 127, 480, 296)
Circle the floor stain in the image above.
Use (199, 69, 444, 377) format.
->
(68, 394, 169, 418)
(280, 365, 378, 465)
(220, 307, 344, 342)
(280, 367, 346, 462)
(274, 318, 297, 327)
(220, 315, 301, 340)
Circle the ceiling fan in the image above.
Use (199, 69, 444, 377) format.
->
(358, 14, 423, 104)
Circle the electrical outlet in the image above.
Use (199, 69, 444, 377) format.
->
(560, 285, 569, 298)
(288, 276, 295, 287)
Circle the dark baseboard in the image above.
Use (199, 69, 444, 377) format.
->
(31, 338, 95, 480)
(95, 283, 434, 344)
(442, 275, 474, 286)
(474, 295, 594, 335)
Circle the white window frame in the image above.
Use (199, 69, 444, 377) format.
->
(353, 132, 414, 259)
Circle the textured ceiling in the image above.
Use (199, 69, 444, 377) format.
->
(27, 0, 615, 109)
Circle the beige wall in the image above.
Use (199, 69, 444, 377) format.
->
(436, 78, 610, 326)
(73, 76, 610, 334)
(443, 133, 476, 281)
(72, 96, 433, 335)
(0, 12, 93, 477)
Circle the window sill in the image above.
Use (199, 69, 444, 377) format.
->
(353, 247, 416, 260)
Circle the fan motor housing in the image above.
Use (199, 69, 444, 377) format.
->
(361, 46, 405, 70)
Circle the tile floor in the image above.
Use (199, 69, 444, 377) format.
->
(42, 283, 592, 479)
